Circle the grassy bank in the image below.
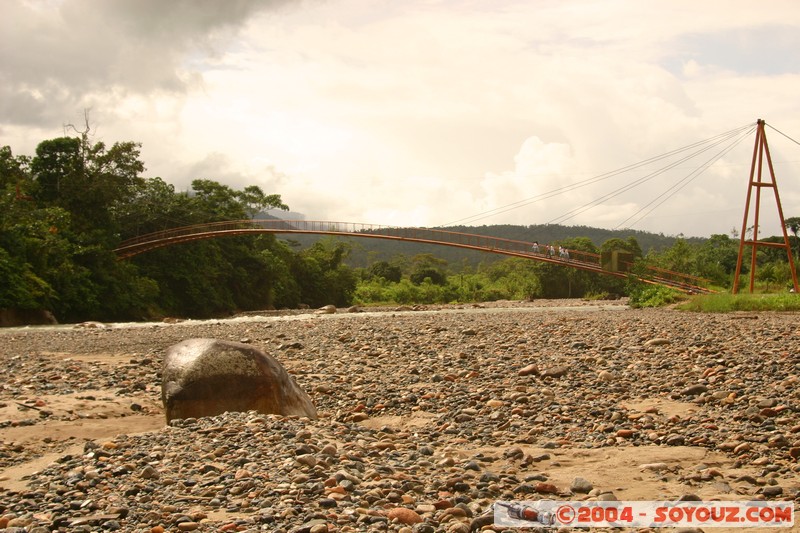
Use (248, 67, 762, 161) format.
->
(679, 292, 800, 312)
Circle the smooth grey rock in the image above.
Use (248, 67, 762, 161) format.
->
(161, 338, 317, 423)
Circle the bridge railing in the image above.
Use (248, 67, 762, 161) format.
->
(250, 220, 604, 268)
(117, 219, 605, 268)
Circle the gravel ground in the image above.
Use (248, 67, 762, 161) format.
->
(0, 300, 799, 532)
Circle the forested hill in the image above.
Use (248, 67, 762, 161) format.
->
(282, 222, 706, 269)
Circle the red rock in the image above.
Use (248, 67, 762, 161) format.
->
(433, 499, 454, 509)
(616, 429, 635, 438)
(534, 482, 559, 494)
(234, 469, 252, 479)
(387, 507, 423, 524)
(518, 364, 539, 376)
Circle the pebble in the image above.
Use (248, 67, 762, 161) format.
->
(387, 507, 423, 524)
(542, 366, 569, 378)
(1, 301, 798, 532)
(680, 384, 709, 396)
(570, 477, 593, 493)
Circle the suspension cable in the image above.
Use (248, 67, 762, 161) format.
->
(545, 126, 752, 225)
(437, 122, 755, 227)
(766, 123, 800, 147)
(616, 125, 756, 229)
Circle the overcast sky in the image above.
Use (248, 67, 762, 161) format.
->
(3, 0, 800, 238)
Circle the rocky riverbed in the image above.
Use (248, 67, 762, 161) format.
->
(0, 299, 798, 532)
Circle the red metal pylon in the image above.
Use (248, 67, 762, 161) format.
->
(732, 119, 799, 294)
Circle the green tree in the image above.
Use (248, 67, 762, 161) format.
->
(290, 238, 356, 307)
(368, 260, 402, 282)
(784, 216, 800, 261)
(694, 234, 739, 286)
(30, 136, 146, 237)
(409, 253, 448, 285)
(188, 179, 288, 221)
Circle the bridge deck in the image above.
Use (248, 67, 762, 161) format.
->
(114, 220, 713, 294)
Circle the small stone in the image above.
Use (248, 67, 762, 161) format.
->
(734, 442, 751, 454)
(235, 468, 253, 479)
(570, 477, 593, 493)
(645, 338, 670, 346)
(140, 465, 159, 479)
(640, 463, 669, 472)
(447, 523, 470, 533)
(318, 498, 337, 508)
(616, 429, 635, 439)
(296, 454, 317, 467)
(518, 364, 539, 376)
(387, 507, 423, 525)
(680, 384, 708, 396)
(596, 491, 618, 501)
(666, 434, 686, 446)
(534, 482, 559, 494)
(542, 366, 569, 378)
(598, 370, 615, 382)
(321, 443, 338, 456)
(177, 523, 199, 532)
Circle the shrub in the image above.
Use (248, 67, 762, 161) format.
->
(628, 284, 683, 308)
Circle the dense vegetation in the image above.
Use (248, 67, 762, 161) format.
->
(0, 132, 355, 322)
(2, 132, 798, 323)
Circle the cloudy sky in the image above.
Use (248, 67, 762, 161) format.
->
(3, 0, 800, 238)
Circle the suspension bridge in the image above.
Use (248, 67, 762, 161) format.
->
(113, 119, 800, 295)
(113, 219, 713, 293)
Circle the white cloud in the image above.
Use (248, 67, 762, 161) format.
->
(3, 0, 800, 239)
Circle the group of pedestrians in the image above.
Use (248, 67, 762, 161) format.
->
(531, 241, 570, 261)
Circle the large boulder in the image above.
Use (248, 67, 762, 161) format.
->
(161, 338, 317, 423)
